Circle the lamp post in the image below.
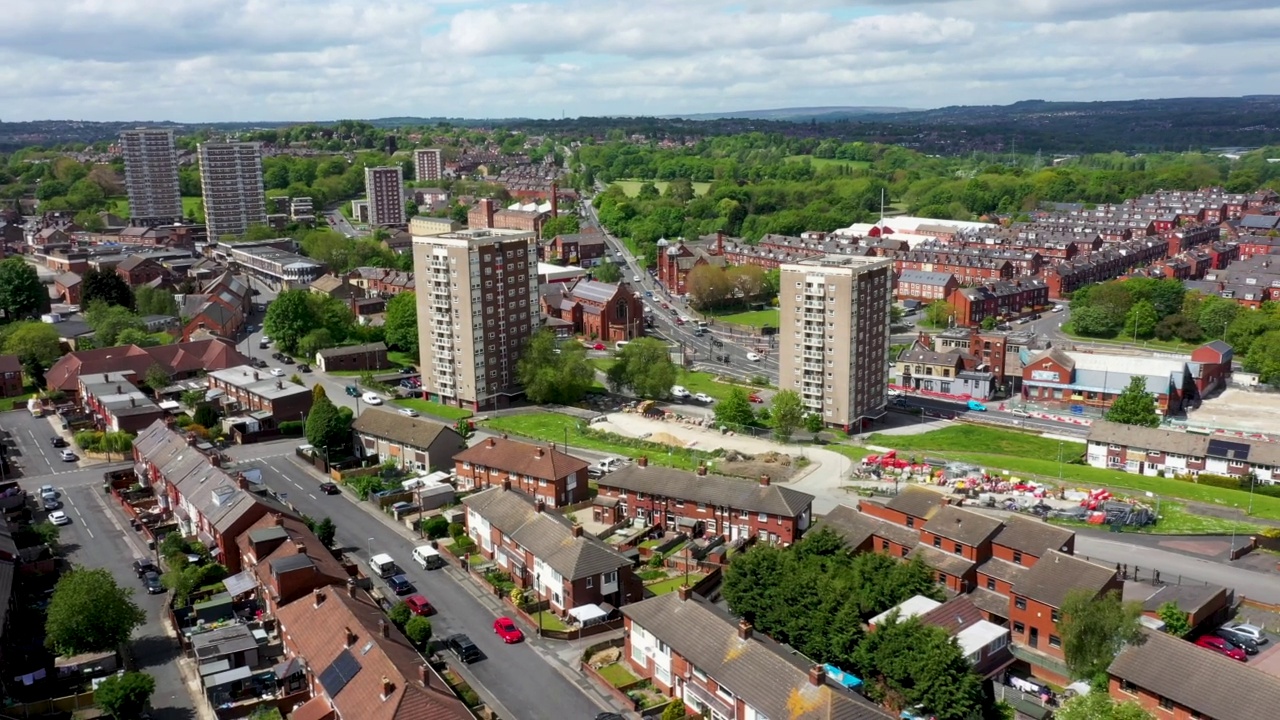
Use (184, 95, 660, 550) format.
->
(366, 537, 374, 558)
(1057, 441, 1064, 483)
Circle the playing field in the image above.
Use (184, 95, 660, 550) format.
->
(109, 196, 204, 221)
(611, 180, 711, 197)
(784, 155, 871, 171)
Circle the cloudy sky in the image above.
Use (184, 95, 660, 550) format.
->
(3, 0, 1276, 122)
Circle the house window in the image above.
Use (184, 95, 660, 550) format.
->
(1049, 635, 1061, 648)
(604, 571, 617, 584)
(953, 542, 963, 555)
(900, 546, 909, 558)
(1158, 696, 1174, 710)
(586, 577, 593, 588)
(1012, 550, 1023, 564)
(906, 517, 915, 529)
(1015, 596, 1027, 610)
(691, 665, 706, 681)
(1052, 609, 1061, 623)
(881, 540, 889, 551)
(1013, 622, 1025, 634)
(932, 535, 942, 548)
(937, 572, 947, 585)
(986, 577, 996, 591)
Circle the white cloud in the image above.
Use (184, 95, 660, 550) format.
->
(0, 0, 1272, 121)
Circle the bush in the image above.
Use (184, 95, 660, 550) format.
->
(347, 475, 388, 500)
(453, 536, 476, 554)
(404, 615, 433, 647)
(175, 414, 193, 428)
(279, 420, 305, 436)
(422, 516, 450, 540)
(74, 430, 104, 451)
(448, 522, 466, 540)
(388, 601, 411, 627)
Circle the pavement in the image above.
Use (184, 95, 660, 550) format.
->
(224, 441, 630, 720)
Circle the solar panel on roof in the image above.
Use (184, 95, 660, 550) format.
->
(318, 648, 361, 698)
(1207, 439, 1251, 460)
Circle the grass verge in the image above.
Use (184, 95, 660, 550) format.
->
(707, 308, 780, 328)
(393, 398, 473, 421)
(483, 413, 717, 472)
(596, 662, 640, 688)
(531, 610, 568, 632)
(0, 390, 37, 412)
(587, 362, 759, 402)
(864, 425, 1085, 461)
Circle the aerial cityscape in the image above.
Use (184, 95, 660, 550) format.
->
(2, 4, 1280, 720)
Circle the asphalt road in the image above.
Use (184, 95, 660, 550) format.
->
(1075, 533, 1280, 603)
(2, 409, 68, 479)
(236, 444, 615, 720)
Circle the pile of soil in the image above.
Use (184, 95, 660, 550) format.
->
(587, 647, 622, 667)
(647, 432, 686, 447)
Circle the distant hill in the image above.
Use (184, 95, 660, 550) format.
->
(663, 106, 914, 121)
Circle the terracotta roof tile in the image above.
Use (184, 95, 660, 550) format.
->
(454, 436, 587, 482)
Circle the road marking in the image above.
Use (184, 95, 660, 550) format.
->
(291, 480, 302, 489)
(309, 494, 317, 500)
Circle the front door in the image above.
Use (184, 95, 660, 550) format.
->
(1029, 627, 1039, 648)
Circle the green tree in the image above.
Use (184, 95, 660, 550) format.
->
(1104, 376, 1160, 428)
(134, 285, 179, 317)
(804, 412, 825, 435)
(853, 616, 985, 720)
(1059, 588, 1144, 680)
(455, 418, 474, 440)
(1244, 330, 1280, 387)
(1123, 300, 1158, 340)
(305, 385, 352, 453)
(383, 292, 418, 352)
(94, 671, 156, 720)
(660, 699, 687, 720)
(181, 388, 207, 409)
(770, 389, 804, 442)
(80, 267, 135, 310)
(923, 300, 956, 328)
(1055, 691, 1153, 720)
(263, 290, 316, 353)
(3, 321, 62, 384)
(144, 362, 171, 394)
(516, 329, 594, 404)
(115, 327, 160, 347)
(404, 615, 433, 647)
(85, 301, 146, 347)
(606, 338, 677, 399)
(193, 403, 220, 428)
(0, 257, 49, 320)
(313, 517, 337, 548)
(1156, 601, 1191, 638)
(714, 388, 756, 428)
(1072, 305, 1123, 337)
(247, 706, 285, 720)
(45, 568, 147, 655)
(540, 214, 581, 237)
(592, 260, 622, 283)
(388, 601, 412, 627)
(297, 328, 336, 360)
(980, 315, 997, 330)
(1198, 296, 1239, 339)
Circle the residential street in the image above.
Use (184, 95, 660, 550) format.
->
(1074, 533, 1280, 604)
(227, 441, 622, 720)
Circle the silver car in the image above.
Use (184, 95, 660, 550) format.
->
(1226, 624, 1268, 644)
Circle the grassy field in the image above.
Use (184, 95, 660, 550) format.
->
(860, 425, 1280, 521)
(1051, 502, 1264, 536)
(588, 361, 758, 402)
(109, 196, 204, 221)
(784, 155, 871, 171)
(709, 308, 780, 328)
(0, 390, 36, 413)
(646, 574, 705, 596)
(393, 398, 473, 421)
(387, 350, 416, 368)
(1058, 324, 1200, 353)
(483, 412, 715, 472)
(611, 180, 711, 197)
(864, 426, 1085, 462)
(595, 662, 640, 688)
(530, 610, 569, 632)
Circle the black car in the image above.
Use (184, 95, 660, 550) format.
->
(50, 437, 68, 448)
(142, 571, 165, 594)
(319, 482, 340, 495)
(398, 367, 416, 374)
(271, 352, 284, 360)
(387, 575, 414, 595)
(446, 634, 483, 664)
(133, 557, 158, 577)
(297, 364, 311, 373)
(281, 355, 295, 365)
(594, 714, 626, 720)
(1216, 628, 1260, 654)
(43, 498, 61, 511)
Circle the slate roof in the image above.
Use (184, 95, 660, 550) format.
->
(600, 465, 813, 518)
(968, 587, 1011, 618)
(883, 486, 947, 520)
(318, 342, 388, 360)
(896, 269, 956, 286)
(908, 544, 977, 577)
(921, 505, 1003, 547)
(462, 487, 631, 581)
(975, 558, 1027, 585)
(1012, 550, 1117, 609)
(352, 409, 458, 451)
(454, 435, 588, 481)
(1109, 628, 1280, 720)
(1086, 420, 1212, 457)
(1127, 583, 1227, 616)
(622, 593, 894, 720)
(817, 504, 919, 549)
(991, 516, 1075, 558)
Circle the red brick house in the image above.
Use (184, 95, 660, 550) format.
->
(115, 255, 168, 287)
(1007, 550, 1121, 680)
(454, 435, 590, 508)
(235, 514, 349, 614)
(0, 355, 23, 398)
(947, 279, 1049, 327)
(462, 484, 642, 612)
(54, 272, 83, 305)
(894, 269, 959, 303)
(46, 339, 248, 398)
(542, 232, 608, 266)
(654, 238, 725, 296)
(539, 278, 645, 342)
(593, 459, 814, 545)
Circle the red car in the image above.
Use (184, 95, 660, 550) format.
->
(660, 302, 669, 309)
(748, 393, 764, 403)
(404, 594, 434, 616)
(493, 616, 524, 643)
(587, 342, 605, 351)
(1195, 635, 1247, 661)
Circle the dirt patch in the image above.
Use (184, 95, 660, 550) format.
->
(586, 647, 621, 667)
(1189, 388, 1280, 436)
(647, 432, 686, 447)
(719, 456, 796, 483)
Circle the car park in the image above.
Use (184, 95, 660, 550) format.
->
(1195, 635, 1247, 661)
(387, 575, 414, 595)
(1225, 624, 1268, 644)
(446, 634, 483, 663)
(693, 392, 714, 404)
(59, 450, 77, 462)
(142, 571, 165, 594)
(399, 407, 419, 417)
(319, 482, 340, 495)
(493, 617, 524, 643)
(50, 436, 68, 448)
(49, 511, 71, 526)
(1214, 628, 1259, 654)
(404, 594, 434, 615)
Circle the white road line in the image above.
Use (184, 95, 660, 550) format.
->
(84, 527, 94, 539)
(291, 481, 302, 489)
(309, 494, 317, 500)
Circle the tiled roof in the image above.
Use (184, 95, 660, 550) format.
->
(968, 587, 1010, 618)
(883, 486, 947, 520)
(352, 409, 458, 452)
(1126, 583, 1227, 616)
(1012, 550, 1116, 609)
(624, 593, 893, 720)
(908, 544, 976, 577)
(0, 355, 21, 374)
(1109, 628, 1280, 720)
(921, 505, 1003, 547)
(453, 435, 587, 481)
(238, 514, 347, 604)
(975, 558, 1027, 585)
(276, 587, 473, 720)
(918, 594, 986, 635)
(991, 516, 1074, 558)
(317, 342, 388, 360)
(600, 465, 813, 518)
(817, 504, 919, 549)
(462, 487, 630, 581)
(45, 339, 247, 393)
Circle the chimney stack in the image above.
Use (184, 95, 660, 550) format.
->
(313, 588, 324, 607)
(418, 664, 430, 687)
(696, 464, 707, 477)
(535, 499, 546, 513)
(345, 627, 357, 647)
(379, 619, 390, 638)
(381, 676, 393, 698)
(737, 620, 752, 641)
(571, 524, 583, 538)
(677, 585, 691, 602)
(808, 665, 825, 687)
(346, 579, 358, 599)
(501, 478, 511, 491)
(536, 447, 544, 458)
(487, 437, 496, 448)
(638, 456, 648, 468)
(501, 433, 509, 440)
(759, 474, 770, 487)
(236, 473, 249, 491)
(275, 513, 284, 526)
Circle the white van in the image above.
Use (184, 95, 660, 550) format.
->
(615, 341, 629, 351)
(369, 553, 398, 578)
(595, 457, 623, 474)
(412, 545, 444, 570)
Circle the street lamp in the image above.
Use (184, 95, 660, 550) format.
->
(366, 537, 374, 557)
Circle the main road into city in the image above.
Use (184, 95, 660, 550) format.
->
(226, 441, 615, 720)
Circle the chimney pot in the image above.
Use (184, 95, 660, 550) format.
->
(536, 499, 546, 513)
(759, 474, 770, 487)
(571, 524, 583, 538)
(501, 478, 511, 491)
(696, 464, 707, 477)
(488, 437, 496, 447)
(418, 664, 430, 686)
(313, 588, 324, 607)
(536, 447, 544, 458)
(638, 456, 648, 468)
(737, 620, 752, 641)
(501, 433, 508, 440)
(346, 579, 357, 599)
(381, 675, 393, 697)
(379, 619, 390, 638)
(677, 585, 691, 602)
(808, 665, 825, 687)
(345, 627, 357, 647)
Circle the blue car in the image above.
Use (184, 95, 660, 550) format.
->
(967, 400, 987, 412)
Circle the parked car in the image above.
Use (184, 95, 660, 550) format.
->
(587, 467, 605, 480)
(398, 407, 419, 417)
(296, 364, 311, 373)
(50, 436, 68, 448)
(670, 385, 691, 399)
(748, 393, 764, 403)
(40, 485, 58, 501)
(387, 575, 414, 595)
(398, 367, 416, 374)
(270, 368, 285, 377)
(133, 558, 158, 577)
(271, 352, 284, 360)
(446, 634, 483, 663)
(746, 352, 762, 362)
(1225, 624, 1269, 644)
(404, 594, 434, 616)
(142, 571, 165, 595)
(1214, 628, 1260, 654)
(43, 498, 61, 511)
(362, 392, 383, 405)
(589, 342, 605, 351)
(48, 511, 70, 526)
(345, 385, 360, 397)
(59, 450, 76, 462)
(692, 392, 714, 404)
(319, 482, 340, 495)
(280, 355, 295, 365)
(1195, 635, 1247, 661)
(493, 617, 524, 643)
